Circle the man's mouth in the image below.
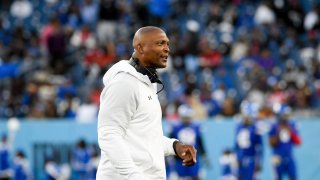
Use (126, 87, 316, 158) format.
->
(160, 55, 168, 60)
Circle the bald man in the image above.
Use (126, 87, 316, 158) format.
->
(97, 26, 197, 180)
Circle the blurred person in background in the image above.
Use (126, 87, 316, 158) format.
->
(75, 98, 98, 123)
(0, 134, 12, 180)
(169, 104, 210, 180)
(234, 102, 263, 180)
(10, 0, 33, 20)
(71, 139, 90, 180)
(87, 150, 99, 180)
(79, 0, 99, 29)
(97, 26, 196, 179)
(12, 150, 32, 180)
(182, 87, 208, 120)
(269, 104, 301, 180)
(199, 82, 222, 118)
(44, 157, 70, 180)
(70, 24, 96, 50)
(46, 16, 68, 75)
(96, 0, 122, 44)
(219, 148, 238, 180)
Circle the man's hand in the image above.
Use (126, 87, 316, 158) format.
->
(174, 141, 197, 166)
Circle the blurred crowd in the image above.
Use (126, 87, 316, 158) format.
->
(0, 0, 319, 120)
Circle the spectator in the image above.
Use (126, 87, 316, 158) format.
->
(285, 0, 305, 33)
(0, 134, 12, 180)
(198, 37, 222, 70)
(40, 16, 60, 51)
(200, 82, 222, 118)
(304, 5, 320, 31)
(84, 42, 115, 69)
(147, 0, 171, 26)
(44, 158, 71, 180)
(71, 139, 90, 180)
(10, 0, 33, 20)
(254, 1, 275, 25)
(219, 149, 238, 180)
(87, 150, 99, 180)
(12, 150, 32, 180)
(230, 36, 249, 63)
(70, 24, 96, 50)
(65, 1, 82, 30)
(57, 93, 79, 118)
(256, 49, 275, 71)
(182, 87, 207, 120)
(79, 0, 99, 28)
(266, 82, 288, 108)
(46, 19, 68, 74)
(97, 0, 122, 43)
(75, 98, 98, 123)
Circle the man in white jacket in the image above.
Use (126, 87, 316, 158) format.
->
(97, 26, 197, 180)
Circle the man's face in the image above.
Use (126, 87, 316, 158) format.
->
(279, 114, 289, 125)
(242, 116, 252, 126)
(182, 116, 192, 125)
(140, 30, 170, 68)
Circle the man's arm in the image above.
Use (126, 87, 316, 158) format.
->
(98, 76, 144, 179)
(163, 123, 178, 156)
(290, 121, 302, 145)
(268, 125, 279, 148)
(162, 136, 178, 156)
(254, 129, 263, 172)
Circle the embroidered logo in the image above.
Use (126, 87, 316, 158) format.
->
(148, 96, 152, 100)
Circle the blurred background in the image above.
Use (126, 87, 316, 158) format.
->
(0, 0, 320, 179)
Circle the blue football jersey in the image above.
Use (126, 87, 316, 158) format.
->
(268, 120, 299, 157)
(170, 122, 205, 177)
(171, 122, 204, 154)
(0, 144, 10, 171)
(235, 122, 263, 159)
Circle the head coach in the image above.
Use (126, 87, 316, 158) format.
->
(96, 26, 197, 179)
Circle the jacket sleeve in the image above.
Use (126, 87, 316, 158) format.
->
(162, 136, 177, 156)
(98, 74, 145, 179)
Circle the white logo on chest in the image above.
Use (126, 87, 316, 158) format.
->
(237, 129, 251, 148)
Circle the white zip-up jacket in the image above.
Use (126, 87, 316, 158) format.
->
(97, 60, 177, 180)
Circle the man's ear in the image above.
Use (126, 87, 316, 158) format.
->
(137, 44, 144, 54)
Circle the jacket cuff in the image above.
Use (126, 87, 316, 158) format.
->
(163, 137, 178, 156)
(173, 140, 180, 156)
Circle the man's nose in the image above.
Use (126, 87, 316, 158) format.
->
(164, 45, 170, 53)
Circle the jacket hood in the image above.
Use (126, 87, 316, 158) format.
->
(102, 60, 151, 86)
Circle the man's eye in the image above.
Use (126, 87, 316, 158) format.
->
(157, 41, 169, 46)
